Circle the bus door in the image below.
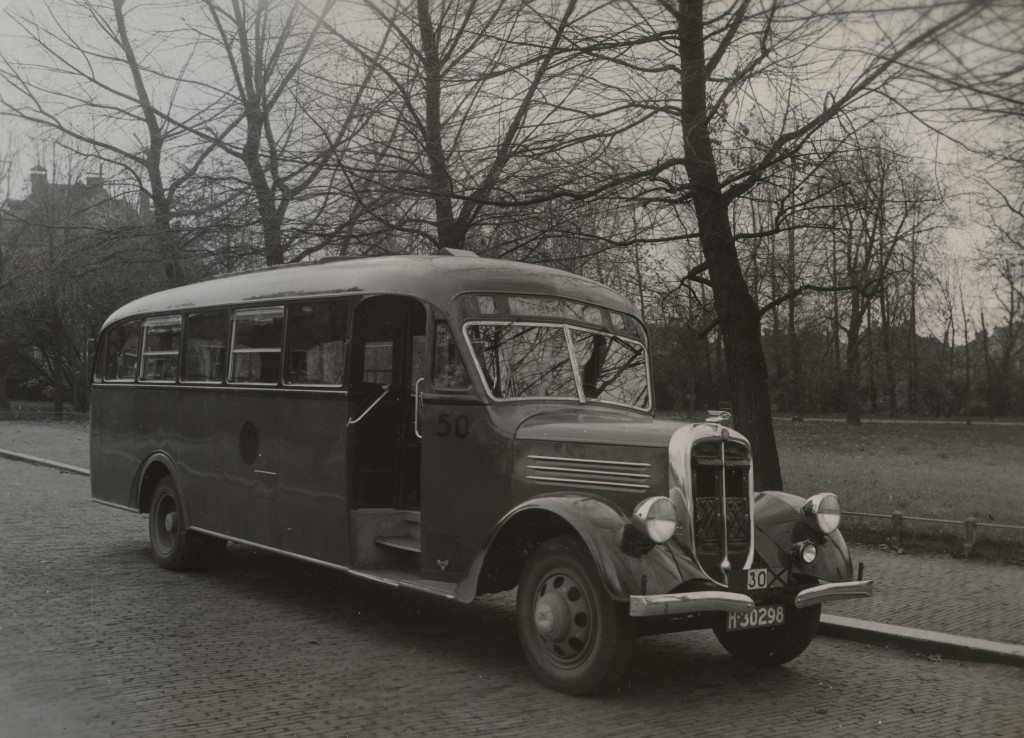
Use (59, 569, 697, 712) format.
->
(348, 296, 426, 511)
(417, 318, 507, 581)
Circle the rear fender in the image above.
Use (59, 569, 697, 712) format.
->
(455, 494, 708, 604)
(754, 491, 854, 582)
(131, 452, 189, 525)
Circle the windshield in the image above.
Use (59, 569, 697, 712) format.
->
(465, 322, 650, 410)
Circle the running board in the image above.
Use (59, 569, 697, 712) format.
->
(187, 527, 457, 601)
(374, 535, 421, 554)
(349, 568, 458, 599)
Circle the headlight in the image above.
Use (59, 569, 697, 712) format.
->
(804, 493, 841, 535)
(792, 540, 818, 563)
(632, 496, 678, 543)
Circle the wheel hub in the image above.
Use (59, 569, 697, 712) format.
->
(164, 511, 177, 533)
(534, 592, 571, 641)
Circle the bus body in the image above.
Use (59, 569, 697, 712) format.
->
(91, 252, 871, 695)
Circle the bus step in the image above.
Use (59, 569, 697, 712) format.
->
(404, 510, 421, 540)
(374, 535, 421, 554)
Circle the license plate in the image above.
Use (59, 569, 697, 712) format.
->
(727, 604, 785, 631)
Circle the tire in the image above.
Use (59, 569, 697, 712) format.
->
(148, 476, 226, 571)
(712, 601, 821, 666)
(516, 536, 633, 696)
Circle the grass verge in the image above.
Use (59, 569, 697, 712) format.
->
(774, 420, 1024, 559)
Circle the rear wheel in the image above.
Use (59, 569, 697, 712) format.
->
(712, 602, 821, 666)
(148, 476, 225, 571)
(516, 536, 633, 696)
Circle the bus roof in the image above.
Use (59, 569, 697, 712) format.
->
(103, 254, 640, 328)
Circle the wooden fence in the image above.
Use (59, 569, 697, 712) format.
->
(845, 510, 1024, 558)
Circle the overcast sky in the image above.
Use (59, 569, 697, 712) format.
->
(0, 0, 1015, 323)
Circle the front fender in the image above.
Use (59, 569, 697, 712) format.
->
(754, 490, 854, 583)
(456, 494, 710, 604)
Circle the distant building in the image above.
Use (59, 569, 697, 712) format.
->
(0, 164, 150, 411)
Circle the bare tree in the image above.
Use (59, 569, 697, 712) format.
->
(0, 0, 224, 283)
(0, 132, 21, 410)
(978, 213, 1024, 415)
(319, 0, 642, 255)
(198, 0, 361, 265)
(1, 149, 165, 411)
(532, 0, 988, 486)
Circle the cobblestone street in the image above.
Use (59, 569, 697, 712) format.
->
(2, 457, 1022, 737)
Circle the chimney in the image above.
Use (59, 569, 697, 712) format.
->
(30, 165, 47, 196)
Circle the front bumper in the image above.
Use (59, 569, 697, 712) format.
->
(629, 579, 875, 618)
(630, 591, 755, 618)
(793, 580, 874, 609)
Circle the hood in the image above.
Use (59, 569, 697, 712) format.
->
(516, 409, 745, 449)
(515, 409, 685, 447)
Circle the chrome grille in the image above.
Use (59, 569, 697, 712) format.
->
(694, 497, 750, 546)
(690, 440, 751, 582)
(694, 498, 720, 543)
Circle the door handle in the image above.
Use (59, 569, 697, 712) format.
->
(413, 377, 424, 439)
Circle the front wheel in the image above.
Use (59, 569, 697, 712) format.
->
(148, 476, 226, 571)
(712, 602, 821, 666)
(516, 536, 633, 696)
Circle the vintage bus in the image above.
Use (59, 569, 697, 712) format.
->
(91, 251, 872, 695)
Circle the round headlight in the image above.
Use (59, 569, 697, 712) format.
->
(792, 540, 818, 563)
(633, 496, 678, 544)
(804, 493, 842, 535)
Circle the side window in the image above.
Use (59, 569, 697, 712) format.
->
(140, 317, 182, 382)
(229, 307, 284, 384)
(93, 333, 107, 382)
(285, 300, 348, 386)
(362, 340, 394, 386)
(183, 311, 228, 383)
(432, 322, 470, 390)
(411, 334, 427, 385)
(101, 321, 141, 381)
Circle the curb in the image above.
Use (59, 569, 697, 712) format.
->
(820, 614, 1024, 668)
(0, 448, 90, 477)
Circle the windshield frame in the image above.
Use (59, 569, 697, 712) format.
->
(462, 319, 652, 412)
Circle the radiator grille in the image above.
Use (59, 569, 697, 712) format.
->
(689, 441, 751, 582)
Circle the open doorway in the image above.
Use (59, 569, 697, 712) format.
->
(348, 296, 426, 511)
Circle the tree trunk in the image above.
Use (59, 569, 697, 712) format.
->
(830, 241, 842, 409)
(416, 0, 459, 250)
(979, 312, 996, 419)
(0, 350, 9, 411)
(907, 242, 918, 414)
(52, 363, 64, 415)
(866, 302, 877, 413)
(959, 285, 972, 416)
(845, 294, 863, 425)
(768, 238, 786, 412)
(112, 0, 183, 285)
(786, 227, 803, 415)
(676, 0, 782, 490)
(879, 283, 898, 417)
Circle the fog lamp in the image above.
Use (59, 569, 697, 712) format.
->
(632, 496, 678, 544)
(792, 540, 818, 564)
(804, 493, 842, 535)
